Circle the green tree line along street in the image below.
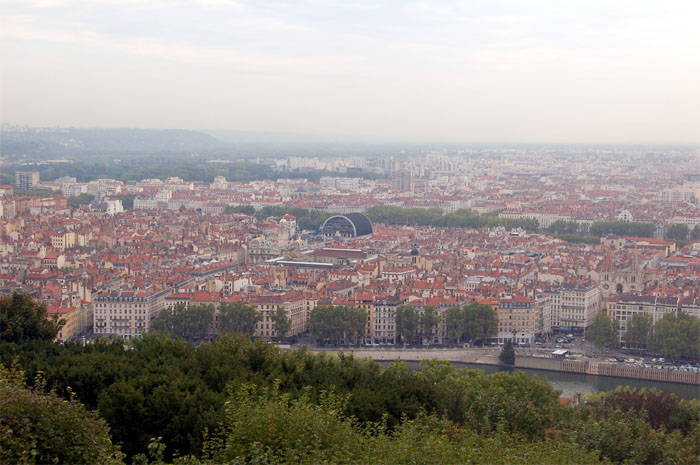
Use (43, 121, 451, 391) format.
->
(584, 311, 699, 360)
(2, 293, 699, 464)
(1, 160, 384, 186)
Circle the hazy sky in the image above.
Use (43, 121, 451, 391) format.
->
(1, 0, 698, 144)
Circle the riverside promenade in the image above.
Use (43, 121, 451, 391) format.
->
(307, 347, 700, 385)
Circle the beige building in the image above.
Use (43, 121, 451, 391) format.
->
(547, 284, 601, 334)
(250, 291, 306, 340)
(48, 301, 93, 342)
(94, 288, 171, 339)
(498, 295, 537, 344)
(607, 294, 700, 344)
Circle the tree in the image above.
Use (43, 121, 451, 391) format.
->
(0, 293, 64, 343)
(625, 313, 653, 352)
(150, 303, 214, 343)
(548, 220, 580, 235)
(499, 340, 515, 365)
(219, 301, 261, 336)
(462, 302, 498, 346)
(585, 313, 619, 351)
(309, 306, 367, 346)
(665, 223, 690, 241)
(114, 194, 136, 210)
(421, 305, 439, 344)
(395, 305, 419, 344)
(66, 193, 94, 207)
(649, 311, 700, 360)
(445, 306, 464, 344)
(0, 364, 125, 465)
(271, 306, 291, 341)
(691, 225, 700, 241)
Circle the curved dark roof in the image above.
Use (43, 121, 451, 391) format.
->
(344, 213, 373, 236)
(321, 213, 374, 237)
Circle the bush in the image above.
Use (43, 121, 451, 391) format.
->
(0, 363, 124, 465)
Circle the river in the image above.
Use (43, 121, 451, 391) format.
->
(378, 360, 700, 400)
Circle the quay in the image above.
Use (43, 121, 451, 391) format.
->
(307, 347, 700, 386)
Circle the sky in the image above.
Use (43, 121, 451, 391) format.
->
(1, 0, 699, 144)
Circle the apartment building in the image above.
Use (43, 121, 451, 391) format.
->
(607, 294, 700, 344)
(498, 295, 537, 344)
(94, 287, 171, 339)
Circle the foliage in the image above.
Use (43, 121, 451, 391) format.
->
(691, 225, 700, 241)
(201, 379, 604, 465)
(150, 303, 214, 343)
(309, 305, 367, 346)
(582, 387, 700, 432)
(114, 193, 136, 210)
(552, 233, 601, 245)
(395, 305, 419, 343)
(218, 301, 261, 336)
(0, 293, 64, 343)
(548, 220, 581, 235)
(499, 340, 515, 365)
(2, 331, 698, 463)
(585, 313, 619, 351)
(13, 188, 59, 197)
(414, 361, 564, 439)
(66, 193, 95, 206)
(666, 223, 690, 241)
(569, 390, 700, 465)
(445, 302, 497, 345)
(649, 311, 700, 360)
(365, 206, 539, 231)
(589, 220, 655, 238)
(271, 306, 291, 341)
(421, 305, 439, 342)
(223, 204, 255, 215)
(624, 313, 653, 351)
(0, 363, 125, 465)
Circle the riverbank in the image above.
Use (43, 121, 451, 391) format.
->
(308, 347, 700, 386)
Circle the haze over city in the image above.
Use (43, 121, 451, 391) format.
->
(2, 0, 699, 144)
(3, 2, 700, 465)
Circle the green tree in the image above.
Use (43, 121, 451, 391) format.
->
(421, 305, 439, 344)
(666, 223, 690, 241)
(445, 306, 464, 344)
(271, 306, 291, 341)
(224, 204, 255, 215)
(589, 220, 655, 238)
(650, 311, 700, 360)
(691, 225, 700, 241)
(585, 312, 619, 351)
(0, 364, 125, 465)
(0, 293, 64, 343)
(548, 220, 580, 235)
(625, 313, 653, 352)
(309, 305, 366, 346)
(218, 301, 261, 336)
(150, 303, 214, 343)
(499, 340, 516, 365)
(395, 305, 419, 344)
(463, 302, 498, 346)
(112, 193, 136, 210)
(66, 193, 95, 207)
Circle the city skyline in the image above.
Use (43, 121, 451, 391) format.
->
(1, 0, 699, 144)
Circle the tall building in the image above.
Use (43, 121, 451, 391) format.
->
(15, 171, 40, 190)
(498, 295, 537, 344)
(93, 288, 171, 339)
(392, 170, 413, 191)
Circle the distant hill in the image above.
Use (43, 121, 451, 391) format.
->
(0, 127, 227, 159)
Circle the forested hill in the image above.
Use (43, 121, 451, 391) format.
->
(0, 127, 227, 159)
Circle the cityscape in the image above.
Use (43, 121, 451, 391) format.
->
(2, 0, 699, 464)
